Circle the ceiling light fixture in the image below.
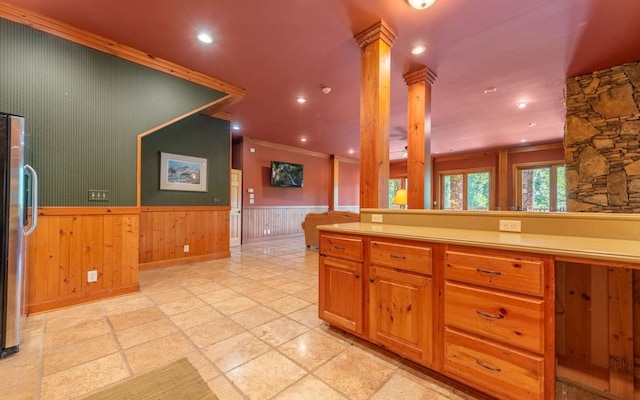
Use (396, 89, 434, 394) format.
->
(483, 87, 497, 94)
(321, 86, 332, 94)
(297, 97, 306, 104)
(520, 139, 527, 143)
(517, 101, 528, 109)
(232, 124, 240, 131)
(407, 0, 436, 10)
(348, 149, 355, 154)
(197, 32, 213, 43)
(411, 45, 427, 55)
(300, 137, 307, 142)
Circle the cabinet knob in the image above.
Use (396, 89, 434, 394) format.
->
(369, 278, 375, 283)
(354, 274, 360, 279)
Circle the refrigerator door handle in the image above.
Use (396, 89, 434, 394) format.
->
(23, 164, 38, 236)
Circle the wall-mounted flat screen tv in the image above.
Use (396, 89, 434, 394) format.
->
(270, 161, 303, 188)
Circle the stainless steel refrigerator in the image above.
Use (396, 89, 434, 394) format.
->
(0, 112, 38, 358)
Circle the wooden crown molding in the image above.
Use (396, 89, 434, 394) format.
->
(354, 20, 397, 48)
(244, 137, 332, 159)
(0, 2, 246, 101)
(403, 67, 437, 86)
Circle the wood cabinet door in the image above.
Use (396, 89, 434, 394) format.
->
(369, 266, 432, 366)
(319, 256, 364, 335)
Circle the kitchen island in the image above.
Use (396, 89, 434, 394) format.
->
(317, 209, 640, 400)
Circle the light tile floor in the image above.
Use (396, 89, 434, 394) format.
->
(0, 236, 601, 399)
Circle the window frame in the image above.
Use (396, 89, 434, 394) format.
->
(513, 160, 565, 212)
(436, 166, 495, 211)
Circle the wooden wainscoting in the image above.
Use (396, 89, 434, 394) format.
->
(26, 207, 140, 314)
(242, 206, 327, 243)
(139, 206, 230, 270)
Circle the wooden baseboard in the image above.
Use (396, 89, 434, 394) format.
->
(138, 252, 231, 271)
(28, 284, 140, 314)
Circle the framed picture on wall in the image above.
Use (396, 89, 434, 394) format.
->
(159, 152, 208, 192)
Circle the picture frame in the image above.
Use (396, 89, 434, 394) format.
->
(159, 152, 208, 192)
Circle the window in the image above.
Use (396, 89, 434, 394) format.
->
(439, 169, 493, 210)
(389, 178, 407, 208)
(515, 163, 565, 212)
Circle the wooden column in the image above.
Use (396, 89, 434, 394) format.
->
(354, 21, 396, 209)
(403, 67, 436, 209)
(498, 149, 508, 210)
(330, 156, 339, 211)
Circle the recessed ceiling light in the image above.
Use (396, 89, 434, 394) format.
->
(483, 87, 498, 94)
(407, 0, 436, 10)
(297, 97, 307, 104)
(527, 122, 536, 128)
(300, 137, 307, 142)
(321, 86, 331, 94)
(517, 101, 528, 109)
(411, 45, 427, 55)
(520, 139, 527, 143)
(232, 124, 240, 131)
(348, 149, 355, 154)
(197, 32, 213, 44)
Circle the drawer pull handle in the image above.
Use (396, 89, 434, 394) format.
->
(476, 310, 504, 320)
(476, 268, 501, 276)
(476, 359, 501, 372)
(390, 254, 406, 260)
(334, 245, 346, 250)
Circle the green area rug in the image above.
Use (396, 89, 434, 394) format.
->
(82, 358, 217, 400)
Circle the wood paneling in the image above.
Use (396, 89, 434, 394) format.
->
(242, 206, 327, 242)
(139, 206, 230, 268)
(26, 208, 140, 313)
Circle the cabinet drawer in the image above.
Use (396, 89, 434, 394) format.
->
(370, 240, 431, 274)
(444, 329, 544, 400)
(320, 234, 363, 262)
(445, 282, 544, 354)
(446, 250, 543, 296)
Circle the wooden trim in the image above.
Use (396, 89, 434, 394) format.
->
(37, 207, 140, 216)
(212, 110, 234, 121)
(139, 252, 230, 271)
(509, 142, 564, 154)
(28, 284, 139, 314)
(330, 156, 339, 211)
(498, 150, 508, 210)
(0, 3, 246, 99)
(242, 205, 330, 209)
(354, 20, 397, 48)
(335, 156, 360, 165)
(557, 364, 609, 393)
(243, 137, 332, 159)
(140, 206, 231, 212)
(433, 140, 563, 162)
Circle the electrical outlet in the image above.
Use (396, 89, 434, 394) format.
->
(267, 229, 270, 234)
(499, 219, 521, 232)
(371, 214, 383, 223)
(87, 270, 98, 283)
(183, 244, 189, 252)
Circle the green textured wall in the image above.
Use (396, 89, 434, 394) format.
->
(141, 115, 230, 206)
(0, 18, 226, 206)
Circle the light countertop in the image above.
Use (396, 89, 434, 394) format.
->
(318, 222, 640, 265)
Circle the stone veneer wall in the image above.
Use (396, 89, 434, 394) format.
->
(565, 61, 640, 212)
